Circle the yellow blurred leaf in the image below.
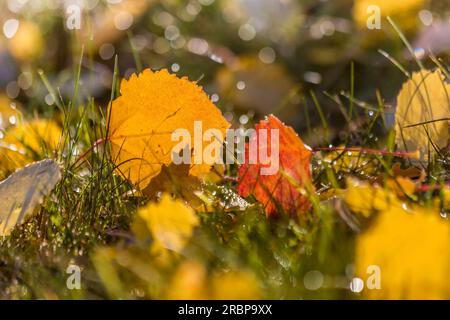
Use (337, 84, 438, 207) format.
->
(390, 162, 425, 182)
(166, 261, 260, 300)
(7, 21, 44, 62)
(109, 68, 230, 189)
(353, 0, 425, 31)
(395, 69, 450, 161)
(137, 194, 199, 252)
(0, 159, 61, 236)
(355, 206, 450, 299)
(0, 95, 21, 130)
(211, 271, 260, 300)
(343, 178, 400, 218)
(323, 147, 379, 175)
(0, 119, 61, 175)
(166, 261, 209, 300)
(434, 189, 450, 212)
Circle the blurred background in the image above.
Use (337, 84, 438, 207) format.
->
(0, 0, 449, 146)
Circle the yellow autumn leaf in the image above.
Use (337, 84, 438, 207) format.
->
(343, 178, 400, 218)
(215, 56, 300, 127)
(355, 206, 450, 299)
(385, 176, 416, 198)
(353, 0, 425, 31)
(0, 95, 21, 130)
(166, 261, 209, 300)
(211, 271, 260, 300)
(166, 260, 260, 300)
(0, 119, 61, 175)
(109, 68, 230, 189)
(443, 189, 450, 211)
(91, 247, 128, 299)
(395, 69, 450, 161)
(434, 189, 450, 212)
(7, 21, 44, 62)
(137, 194, 199, 252)
(0, 159, 61, 236)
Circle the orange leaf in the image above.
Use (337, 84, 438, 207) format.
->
(108, 69, 230, 189)
(237, 115, 313, 217)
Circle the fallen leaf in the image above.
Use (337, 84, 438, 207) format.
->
(343, 178, 400, 218)
(237, 115, 313, 217)
(353, 0, 425, 32)
(355, 206, 450, 299)
(0, 94, 21, 130)
(0, 159, 61, 236)
(166, 261, 209, 300)
(108, 68, 230, 189)
(211, 271, 260, 300)
(323, 146, 379, 176)
(136, 194, 200, 252)
(411, 20, 450, 59)
(0, 119, 61, 176)
(395, 69, 450, 161)
(7, 20, 44, 62)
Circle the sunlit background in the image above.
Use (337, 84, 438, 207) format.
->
(1, 0, 449, 144)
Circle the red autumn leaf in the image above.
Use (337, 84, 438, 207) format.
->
(237, 115, 313, 217)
